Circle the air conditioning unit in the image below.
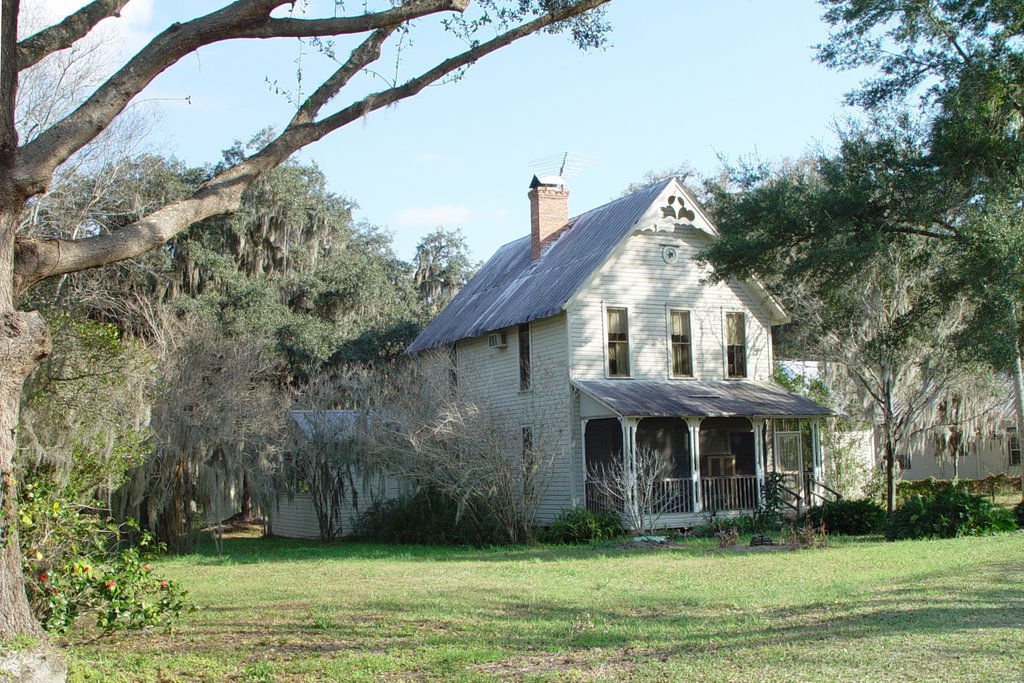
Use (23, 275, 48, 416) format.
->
(487, 332, 508, 349)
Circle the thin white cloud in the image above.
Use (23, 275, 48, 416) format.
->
(392, 205, 471, 229)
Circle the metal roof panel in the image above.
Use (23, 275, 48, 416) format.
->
(407, 180, 674, 352)
(572, 379, 832, 418)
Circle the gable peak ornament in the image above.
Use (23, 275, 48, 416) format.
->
(661, 195, 696, 222)
(647, 194, 697, 233)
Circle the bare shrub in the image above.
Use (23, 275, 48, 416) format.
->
(781, 521, 827, 549)
(114, 314, 286, 553)
(588, 444, 673, 536)
(716, 526, 740, 548)
(346, 355, 558, 544)
(281, 373, 391, 542)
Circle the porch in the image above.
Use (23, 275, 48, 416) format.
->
(574, 379, 833, 527)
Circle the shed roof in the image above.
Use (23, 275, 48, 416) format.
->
(574, 379, 832, 419)
(289, 410, 358, 440)
(407, 180, 674, 353)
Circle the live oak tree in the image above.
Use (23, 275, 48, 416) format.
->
(0, 0, 612, 667)
(413, 227, 476, 316)
(698, 0, 1024, 507)
(698, 141, 1006, 512)
(817, 0, 1024, 497)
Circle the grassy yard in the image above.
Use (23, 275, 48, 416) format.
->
(65, 533, 1024, 682)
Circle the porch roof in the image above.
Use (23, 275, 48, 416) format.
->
(573, 379, 831, 419)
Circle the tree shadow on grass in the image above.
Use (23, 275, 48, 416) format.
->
(152, 558, 1024, 650)
(179, 535, 736, 565)
(70, 559, 1024, 682)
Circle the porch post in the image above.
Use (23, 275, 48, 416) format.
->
(810, 418, 823, 500)
(685, 417, 703, 514)
(771, 419, 780, 473)
(621, 417, 640, 527)
(750, 417, 766, 508)
(580, 418, 590, 509)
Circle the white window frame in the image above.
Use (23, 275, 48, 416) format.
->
(1009, 427, 1021, 466)
(666, 307, 694, 379)
(723, 311, 747, 379)
(518, 322, 532, 392)
(602, 302, 632, 379)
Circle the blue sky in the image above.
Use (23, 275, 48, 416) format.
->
(55, 0, 866, 262)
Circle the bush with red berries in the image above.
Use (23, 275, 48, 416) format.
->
(19, 477, 190, 635)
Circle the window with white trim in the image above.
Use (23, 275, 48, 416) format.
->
(518, 323, 531, 391)
(522, 427, 534, 456)
(1009, 427, 1021, 466)
(670, 310, 692, 377)
(606, 307, 630, 377)
(725, 312, 746, 378)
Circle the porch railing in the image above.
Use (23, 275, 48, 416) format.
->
(585, 478, 694, 514)
(585, 475, 757, 515)
(701, 475, 758, 512)
(585, 479, 617, 514)
(652, 478, 694, 514)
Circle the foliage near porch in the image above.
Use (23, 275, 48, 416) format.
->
(63, 534, 1023, 682)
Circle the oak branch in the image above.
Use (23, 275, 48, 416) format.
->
(5, 0, 611, 299)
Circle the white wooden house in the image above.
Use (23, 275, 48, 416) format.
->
(407, 176, 833, 527)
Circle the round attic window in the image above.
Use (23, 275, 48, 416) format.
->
(662, 245, 679, 264)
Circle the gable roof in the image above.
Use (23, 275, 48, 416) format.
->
(407, 178, 786, 353)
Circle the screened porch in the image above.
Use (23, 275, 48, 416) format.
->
(575, 379, 833, 525)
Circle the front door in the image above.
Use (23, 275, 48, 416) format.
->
(774, 419, 805, 507)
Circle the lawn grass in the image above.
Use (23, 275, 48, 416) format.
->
(64, 533, 1024, 682)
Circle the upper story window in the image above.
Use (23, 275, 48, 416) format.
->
(725, 312, 746, 378)
(518, 323, 531, 391)
(1010, 427, 1021, 465)
(606, 307, 630, 377)
(448, 344, 458, 391)
(669, 310, 692, 377)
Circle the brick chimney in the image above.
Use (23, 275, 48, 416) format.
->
(528, 175, 569, 260)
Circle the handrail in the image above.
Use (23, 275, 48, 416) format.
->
(817, 480, 843, 500)
(804, 476, 843, 504)
(775, 482, 803, 515)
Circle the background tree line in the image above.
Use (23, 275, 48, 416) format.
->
(17, 139, 477, 555)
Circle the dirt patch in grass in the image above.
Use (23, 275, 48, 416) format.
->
(721, 543, 798, 554)
(470, 648, 637, 680)
(614, 537, 804, 555)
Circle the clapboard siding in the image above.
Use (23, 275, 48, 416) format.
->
(268, 494, 320, 540)
(568, 229, 774, 382)
(454, 313, 574, 522)
(901, 432, 1019, 480)
(269, 474, 403, 540)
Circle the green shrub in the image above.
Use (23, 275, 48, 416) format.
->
(752, 472, 786, 532)
(541, 509, 623, 544)
(352, 488, 504, 546)
(1014, 501, 1024, 528)
(18, 476, 189, 634)
(894, 477, 967, 506)
(885, 487, 1018, 541)
(965, 474, 1019, 498)
(805, 499, 885, 535)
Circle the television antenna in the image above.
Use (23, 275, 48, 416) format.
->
(528, 152, 599, 182)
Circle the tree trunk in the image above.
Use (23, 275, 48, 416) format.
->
(884, 439, 896, 514)
(0, 199, 53, 642)
(0, 309, 50, 637)
(0, 308, 65, 682)
(882, 376, 897, 514)
(1010, 304, 1024, 503)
